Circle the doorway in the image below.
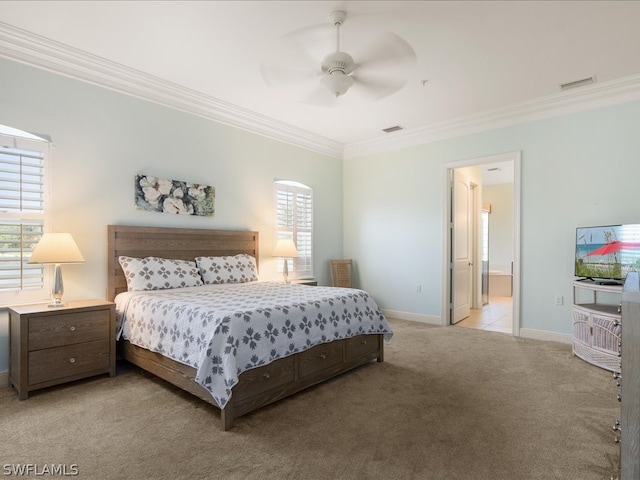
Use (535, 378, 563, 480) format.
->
(442, 151, 521, 336)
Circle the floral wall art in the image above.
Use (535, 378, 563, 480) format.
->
(135, 174, 215, 216)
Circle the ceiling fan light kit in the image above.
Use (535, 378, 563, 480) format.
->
(321, 70, 354, 97)
(320, 11, 354, 97)
(321, 50, 356, 97)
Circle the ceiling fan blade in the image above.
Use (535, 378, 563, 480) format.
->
(279, 11, 408, 67)
(260, 61, 321, 89)
(280, 10, 400, 56)
(280, 24, 334, 63)
(351, 73, 408, 101)
(300, 84, 342, 108)
(259, 33, 324, 91)
(351, 31, 416, 72)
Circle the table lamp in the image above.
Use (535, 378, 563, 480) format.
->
(28, 232, 85, 307)
(273, 238, 299, 283)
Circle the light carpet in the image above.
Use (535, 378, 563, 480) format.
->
(0, 319, 620, 479)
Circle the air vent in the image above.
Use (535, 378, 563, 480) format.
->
(382, 125, 404, 134)
(560, 75, 596, 91)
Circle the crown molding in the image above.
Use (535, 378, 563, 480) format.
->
(0, 22, 344, 159)
(344, 73, 640, 159)
(2, 22, 639, 162)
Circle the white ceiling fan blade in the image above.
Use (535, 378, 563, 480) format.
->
(260, 61, 321, 90)
(259, 35, 324, 92)
(351, 73, 408, 101)
(351, 31, 416, 72)
(279, 10, 407, 67)
(279, 24, 334, 63)
(280, 10, 398, 55)
(300, 84, 342, 108)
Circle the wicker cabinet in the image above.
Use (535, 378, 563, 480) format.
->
(620, 273, 640, 479)
(572, 280, 622, 372)
(9, 299, 116, 400)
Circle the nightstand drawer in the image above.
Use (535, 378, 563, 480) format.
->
(28, 310, 110, 351)
(28, 339, 111, 386)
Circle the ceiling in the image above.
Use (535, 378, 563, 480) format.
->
(1, 1, 640, 158)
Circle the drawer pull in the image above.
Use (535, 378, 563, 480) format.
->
(319, 354, 327, 359)
(69, 326, 77, 332)
(361, 339, 367, 345)
(69, 357, 76, 364)
(262, 372, 270, 380)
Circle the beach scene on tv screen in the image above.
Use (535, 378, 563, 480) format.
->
(575, 225, 640, 280)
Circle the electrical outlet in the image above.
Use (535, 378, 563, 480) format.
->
(416, 284, 422, 293)
(555, 295, 564, 306)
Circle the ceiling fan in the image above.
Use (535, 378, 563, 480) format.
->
(260, 10, 416, 106)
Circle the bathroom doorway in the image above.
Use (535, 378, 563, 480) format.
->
(443, 151, 520, 336)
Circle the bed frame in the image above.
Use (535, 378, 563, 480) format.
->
(107, 225, 384, 430)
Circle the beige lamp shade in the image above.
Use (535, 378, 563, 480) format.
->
(28, 233, 85, 264)
(272, 238, 299, 258)
(28, 233, 84, 307)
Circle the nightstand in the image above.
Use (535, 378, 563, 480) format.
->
(290, 279, 318, 286)
(9, 299, 116, 400)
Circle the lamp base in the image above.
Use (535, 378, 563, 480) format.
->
(47, 302, 66, 308)
(49, 264, 65, 308)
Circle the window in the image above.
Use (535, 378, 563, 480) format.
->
(481, 209, 489, 263)
(0, 127, 50, 305)
(274, 180, 313, 279)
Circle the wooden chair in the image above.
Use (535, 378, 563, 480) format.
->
(329, 259, 353, 288)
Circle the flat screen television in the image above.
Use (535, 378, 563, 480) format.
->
(575, 224, 640, 283)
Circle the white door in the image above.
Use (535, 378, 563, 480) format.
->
(452, 170, 472, 323)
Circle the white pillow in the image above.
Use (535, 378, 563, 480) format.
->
(195, 254, 258, 284)
(118, 256, 204, 291)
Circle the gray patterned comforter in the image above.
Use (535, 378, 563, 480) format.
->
(115, 282, 393, 408)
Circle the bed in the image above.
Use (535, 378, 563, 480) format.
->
(107, 225, 392, 430)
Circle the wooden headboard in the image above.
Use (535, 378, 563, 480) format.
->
(107, 225, 259, 301)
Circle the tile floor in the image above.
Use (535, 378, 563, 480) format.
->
(455, 296, 513, 334)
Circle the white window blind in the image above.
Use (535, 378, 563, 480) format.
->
(274, 180, 313, 279)
(0, 130, 48, 303)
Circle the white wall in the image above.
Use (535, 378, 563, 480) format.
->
(0, 58, 344, 373)
(344, 100, 640, 337)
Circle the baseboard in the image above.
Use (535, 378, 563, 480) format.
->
(383, 311, 572, 344)
(0, 370, 8, 388)
(382, 309, 442, 326)
(519, 328, 572, 344)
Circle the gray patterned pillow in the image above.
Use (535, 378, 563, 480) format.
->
(118, 256, 204, 291)
(195, 254, 258, 284)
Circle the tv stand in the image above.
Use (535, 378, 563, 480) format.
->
(572, 280, 622, 372)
